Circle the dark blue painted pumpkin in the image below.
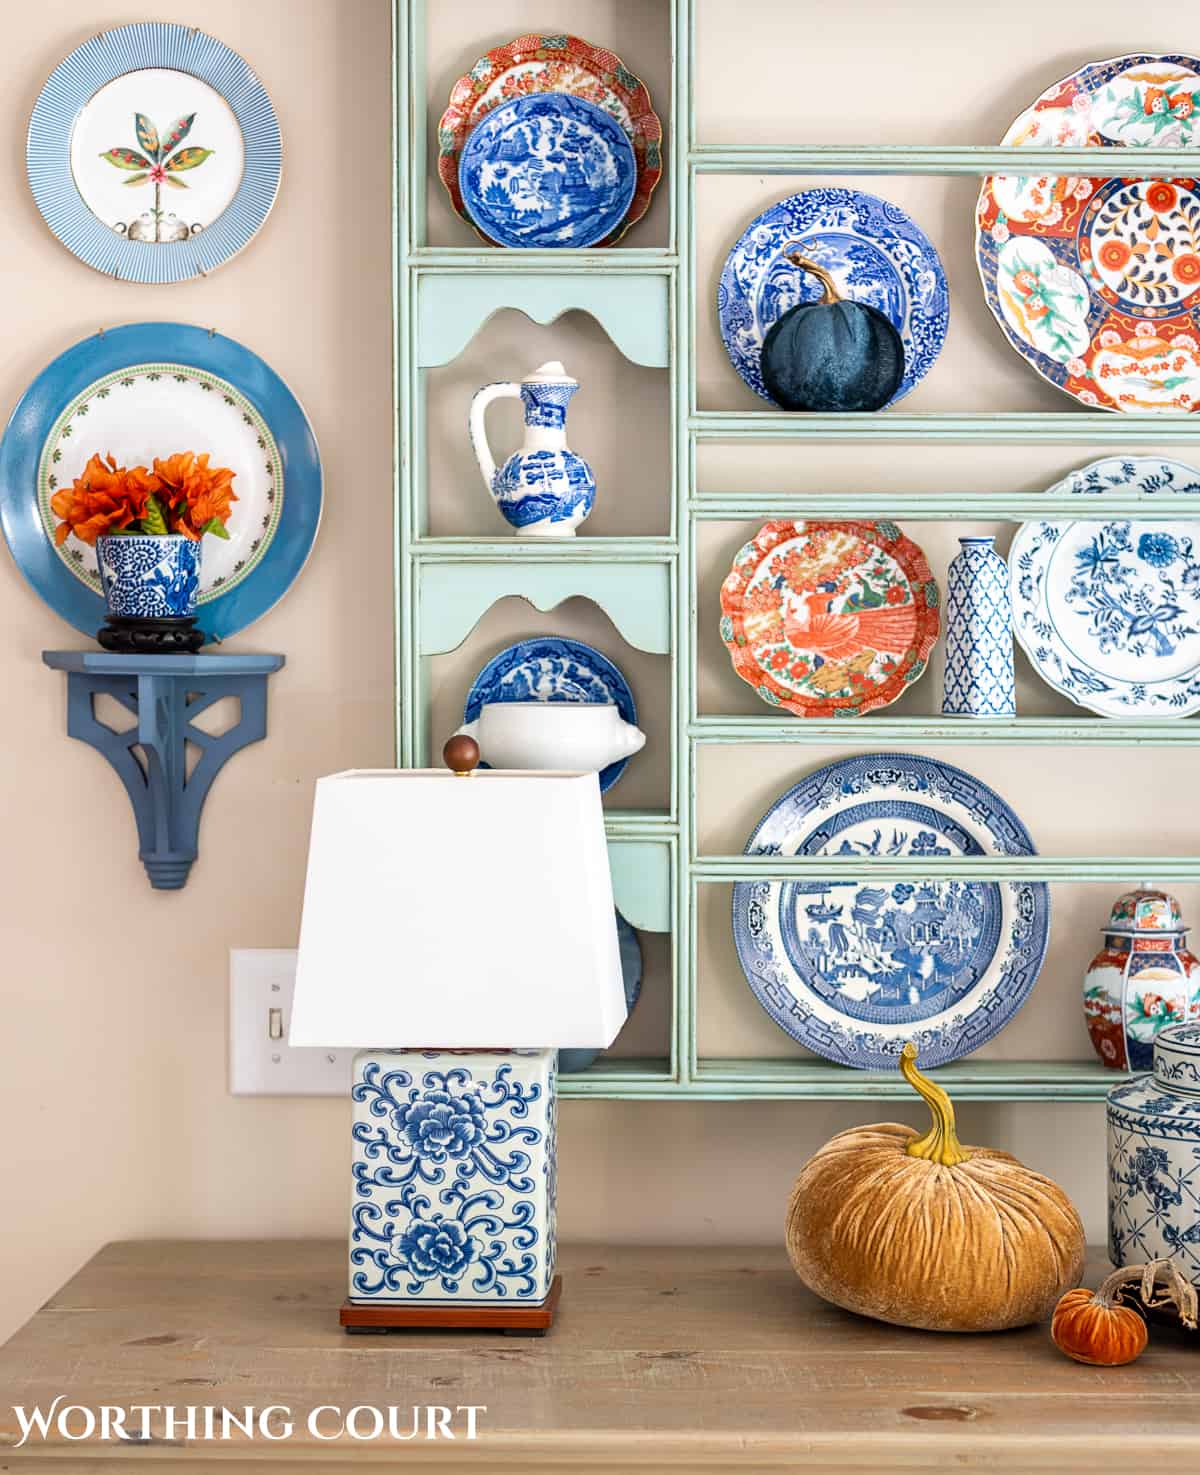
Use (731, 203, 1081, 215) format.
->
(761, 255, 905, 412)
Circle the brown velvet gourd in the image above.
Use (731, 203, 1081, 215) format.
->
(785, 1043, 1087, 1332)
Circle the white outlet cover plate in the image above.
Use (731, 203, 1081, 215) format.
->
(229, 948, 352, 1096)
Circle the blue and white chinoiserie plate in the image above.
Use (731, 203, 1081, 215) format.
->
(458, 92, 638, 249)
(559, 912, 643, 1073)
(0, 323, 321, 643)
(1010, 457, 1200, 717)
(717, 189, 950, 406)
(28, 24, 281, 284)
(464, 637, 636, 793)
(731, 754, 1050, 1070)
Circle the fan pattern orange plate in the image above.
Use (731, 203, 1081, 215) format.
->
(719, 520, 940, 717)
(436, 33, 662, 248)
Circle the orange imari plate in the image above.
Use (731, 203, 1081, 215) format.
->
(719, 521, 940, 717)
(436, 34, 662, 248)
(977, 54, 1200, 412)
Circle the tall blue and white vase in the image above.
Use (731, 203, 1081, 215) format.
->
(942, 536, 1016, 717)
(348, 1048, 557, 1308)
(1107, 1023, 1200, 1286)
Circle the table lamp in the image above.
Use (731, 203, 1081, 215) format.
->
(289, 737, 627, 1333)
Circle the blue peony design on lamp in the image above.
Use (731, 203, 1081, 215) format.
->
(390, 1213, 479, 1287)
(392, 1088, 488, 1162)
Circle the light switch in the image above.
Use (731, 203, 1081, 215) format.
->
(228, 949, 352, 1095)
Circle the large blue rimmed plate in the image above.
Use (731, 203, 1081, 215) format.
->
(458, 92, 637, 249)
(718, 189, 950, 406)
(1010, 456, 1200, 716)
(28, 23, 280, 283)
(464, 637, 636, 793)
(732, 754, 1050, 1069)
(0, 323, 321, 642)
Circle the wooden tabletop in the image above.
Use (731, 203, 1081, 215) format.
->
(0, 1241, 1196, 1472)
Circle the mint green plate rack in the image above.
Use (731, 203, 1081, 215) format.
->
(394, 0, 1200, 1102)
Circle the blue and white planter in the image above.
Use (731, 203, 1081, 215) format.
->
(942, 537, 1016, 718)
(1108, 1023, 1200, 1287)
(469, 362, 596, 537)
(349, 1049, 556, 1307)
(96, 534, 201, 620)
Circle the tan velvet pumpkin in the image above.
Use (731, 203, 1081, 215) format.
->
(785, 1043, 1086, 1332)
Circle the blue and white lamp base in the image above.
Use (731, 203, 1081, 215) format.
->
(345, 1048, 558, 1329)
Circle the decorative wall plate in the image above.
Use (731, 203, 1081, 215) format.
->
(731, 754, 1051, 1070)
(719, 520, 939, 717)
(1010, 457, 1200, 716)
(464, 637, 637, 792)
(437, 33, 661, 248)
(717, 189, 950, 405)
(976, 54, 1200, 413)
(458, 93, 637, 249)
(28, 23, 280, 284)
(0, 323, 321, 642)
(559, 912, 643, 1073)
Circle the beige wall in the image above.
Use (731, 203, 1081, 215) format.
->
(0, 0, 1164, 1345)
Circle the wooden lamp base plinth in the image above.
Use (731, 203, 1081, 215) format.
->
(340, 1275, 562, 1336)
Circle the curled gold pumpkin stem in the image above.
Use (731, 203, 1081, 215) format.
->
(1093, 1259, 1198, 1325)
(787, 253, 842, 306)
(900, 1042, 969, 1166)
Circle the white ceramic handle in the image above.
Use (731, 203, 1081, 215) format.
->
(468, 381, 521, 495)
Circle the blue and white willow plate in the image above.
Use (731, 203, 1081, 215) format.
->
(458, 92, 637, 249)
(464, 637, 637, 793)
(28, 23, 280, 283)
(732, 754, 1050, 1070)
(559, 912, 643, 1073)
(1010, 457, 1200, 717)
(718, 188, 950, 405)
(0, 323, 321, 642)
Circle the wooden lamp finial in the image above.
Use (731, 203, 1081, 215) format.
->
(443, 734, 480, 777)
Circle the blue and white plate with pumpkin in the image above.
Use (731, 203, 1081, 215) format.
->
(718, 188, 949, 407)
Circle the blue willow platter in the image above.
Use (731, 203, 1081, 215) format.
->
(28, 23, 280, 283)
(464, 637, 637, 793)
(1010, 456, 1200, 717)
(559, 912, 643, 1073)
(731, 754, 1050, 1070)
(0, 323, 321, 643)
(458, 92, 637, 249)
(717, 188, 950, 406)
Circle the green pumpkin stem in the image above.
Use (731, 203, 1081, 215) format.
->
(787, 253, 842, 306)
(900, 1042, 970, 1167)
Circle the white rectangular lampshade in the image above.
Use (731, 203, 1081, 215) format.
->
(289, 769, 627, 1049)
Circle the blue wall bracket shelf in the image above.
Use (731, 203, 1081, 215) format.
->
(43, 651, 285, 890)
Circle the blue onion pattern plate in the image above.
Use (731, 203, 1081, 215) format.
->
(464, 637, 636, 793)
(28, 23, 280, 284)
(1010, 457, 1200, 717)
(732, 754, 1050, 1070)
(0, 323, 321, 642)
(458, 93, 637, 249)
(559, 912, 642, 1073)
(718, 189, 950, 405)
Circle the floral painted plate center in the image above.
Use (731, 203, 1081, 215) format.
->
(1084, 180, 1200, 311)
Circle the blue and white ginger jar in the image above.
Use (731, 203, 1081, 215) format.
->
(1107, 1023, 1200, 1286)
(469, 361, 596, 536)
(942, 536, 1016, 717)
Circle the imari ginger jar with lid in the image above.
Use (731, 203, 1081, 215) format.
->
(1084, 888, 1200, 1071)
(1107, 1024, 1200, 1285)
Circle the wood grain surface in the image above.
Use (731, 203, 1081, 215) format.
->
(0, 1241, 1196, 1473)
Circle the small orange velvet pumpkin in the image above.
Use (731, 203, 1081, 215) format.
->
(1052, 1279, 1148, 1366)
(1051, 1260, 1197, 1366)
(785, 1043, 1086, 1332)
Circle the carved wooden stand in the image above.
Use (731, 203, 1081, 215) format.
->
(340, 1276, 562, 1336)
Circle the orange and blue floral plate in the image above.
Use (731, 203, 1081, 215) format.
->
(977, 54, 1200, 413)
(719, 520, 940, 718)
(436, 34, 662, 248)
